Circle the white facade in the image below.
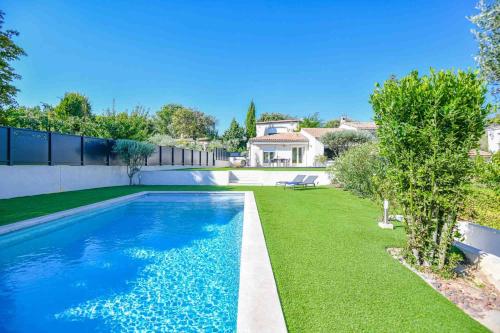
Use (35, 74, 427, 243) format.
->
(248, 119, 376, 167)
(248, 142, 310, 167)
(255, 120, 299, 137)
(487, 125, 500, 153)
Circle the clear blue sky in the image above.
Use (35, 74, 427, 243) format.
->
(4, 0, 480, 131)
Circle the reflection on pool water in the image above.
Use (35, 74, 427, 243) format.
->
(0, 193, 244, 332)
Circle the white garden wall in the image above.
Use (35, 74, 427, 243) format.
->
(0, 166, 329, 199)
(455, 221, 500, 290)
(141, 170, 330, 186)
(0, 165, 189, 199)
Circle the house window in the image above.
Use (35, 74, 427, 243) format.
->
(263, 151, 275, 163)
(292, 147, 303, 164)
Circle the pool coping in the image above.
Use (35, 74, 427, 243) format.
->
(0, 191, 287, 332)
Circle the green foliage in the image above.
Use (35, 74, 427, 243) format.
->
(3, 105, 50, 130)
(468, 0, 500, 97)
(53, 92, 92, 118)
(154, 104, 183, 136)
(245, 100, 256, 138)
(257, 112, 292, 122)
(171, 106, 216, 139)
(472, 151, 500, 190)
(113, 140, 155, 185)
(324, 119, 340, 128)
(327, 143, 387, 199)
(461, 186, 500, 229)
(0, 10, 26, 112)
(222, 118, 246, 152)
(96, 107, 153, 141)
(320, 130, 373, 158)
(148, 133, 177, 147)
(299, 112, 322, 128)
(371, 69, 491, 270)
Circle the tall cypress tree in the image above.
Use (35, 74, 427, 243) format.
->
(245, 100, 256, 138)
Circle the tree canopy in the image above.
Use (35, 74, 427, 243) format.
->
(320, 130, 373, 158)
(324, 119, 340, 128)
(154, 103, 184, 136)
(245, 100, 256, 138)
(469, 0, 500, 97)
(257, 112, 293, 122)
(222, 118, 246, 152)
(300, 113, 322, 128)
(371, 69, 491, 271)
(170, 106, 216, 139)
(0, 10, 26, 116)
(54, 92, 92, 118)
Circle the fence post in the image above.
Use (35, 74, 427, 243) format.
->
(191, 150, 194, 166)
(7, 127, 12, 165)
(48, 132, 52, 165)
(106, 139, 110, 166)
(171, 147, 174, 165)
(80, 136, 85, 165)
(159, 146, 162, 166)
(181, 149, 185, 166)
(212, 151, 215, 166)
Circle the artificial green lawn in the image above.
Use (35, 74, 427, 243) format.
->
(0, 186, 487, 332)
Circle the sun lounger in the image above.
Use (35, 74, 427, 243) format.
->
(276, 175, 306, 186)
(285, 175, 319, 189)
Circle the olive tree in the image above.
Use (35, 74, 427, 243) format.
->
(113, 140, 155, 185)
(370, 69, 491, 271)
(320, 130, 373, 158)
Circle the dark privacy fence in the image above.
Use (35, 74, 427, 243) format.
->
(0, 126, 229, 166)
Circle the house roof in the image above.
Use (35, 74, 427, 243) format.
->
(256, 119, 300, 124)
(301, 127, 343, 139)
(342, 121, 377, 130)
(249, 132, 309, 143)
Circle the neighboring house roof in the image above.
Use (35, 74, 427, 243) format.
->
(249, 132, 308, 143)
(256, 119, 300, 124)
(301, 127, 343, 139)
(341, 121, 377, 130)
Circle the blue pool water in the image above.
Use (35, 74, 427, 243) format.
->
(0, 193, 244, 332)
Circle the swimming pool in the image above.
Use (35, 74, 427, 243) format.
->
(0, 193, 245, 332)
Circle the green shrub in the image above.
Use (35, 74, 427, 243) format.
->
(113, 140, 155, 185)
(320, 130, 374, 158)
(327, 143, 388, 199)
(371, 69, 491, 270)
(472, 151, 500, 192)
(460, 186, 500, 229)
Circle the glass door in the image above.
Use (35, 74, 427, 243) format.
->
(292, 147, 303, 166)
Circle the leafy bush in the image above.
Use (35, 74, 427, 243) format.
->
(371, 69, 491, 271)
(472, 151, 500, 191)
(327, 143, 387, 199)
(320, 130, 374, 158)
(460, 186, 500, 230)
(113, 140, 155, 185)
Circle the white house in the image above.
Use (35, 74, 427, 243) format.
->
(248, 118, 376, 167)
(487, 124, 500, 153)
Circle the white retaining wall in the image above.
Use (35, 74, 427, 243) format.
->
(141, 170, 330, 186)
(0, 165, 190, 199)
(0, 166, 329, 199)
(455, 221, 500, 290)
